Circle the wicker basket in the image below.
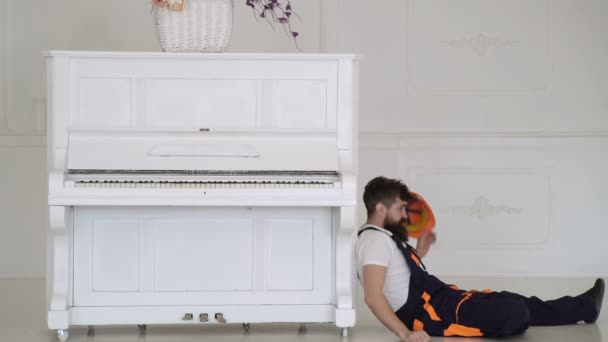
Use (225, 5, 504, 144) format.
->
(152, 0, 233, 53)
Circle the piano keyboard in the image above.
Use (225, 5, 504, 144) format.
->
(68, 170, 339, 189)
(75, 181, 335, 189)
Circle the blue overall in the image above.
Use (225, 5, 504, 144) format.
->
(358, 227, 597, 337)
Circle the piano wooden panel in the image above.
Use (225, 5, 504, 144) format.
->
(89, 219, 140, 292)
(68, 57, 338, 131)
(73, 207, 332, 306)
(145, 79, 259, 129)
(66, 131, 339, 172)
(76, 78, 132, 128)
(265, 218, 316, 291)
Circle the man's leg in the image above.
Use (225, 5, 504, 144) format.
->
(457, 291, 531, 338)
(519, 294, 595, 325)
(511, 278, 603, 326)
(416, 288, 530, 337)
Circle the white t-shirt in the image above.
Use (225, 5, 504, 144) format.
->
(355, 224, 411, 311)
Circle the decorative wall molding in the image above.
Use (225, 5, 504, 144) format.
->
(0, 0, 6, 132)
(439, 195, 524, 221)
(360, 131, 608, 150)
(0, 134, 46, 147)
(326, 0, 341, 51)
(1, 1, 47, 134)
(440, 33, 520, 57)
(329, 0, 354, 52)
(405, 0, 552, 95)
(401, 167, 552, 248)
(318, 0, 328, 52)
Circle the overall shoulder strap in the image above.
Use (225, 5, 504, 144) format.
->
(382, 230, 428, 272)
(358, 226, 431, 294)
(358, 227, 422, 266)
(357, 226, 383, 236)
(358, 226, 410, 250)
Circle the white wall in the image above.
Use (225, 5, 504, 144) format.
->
(327, 0, 608, 276)
(1, 0, 608, 278)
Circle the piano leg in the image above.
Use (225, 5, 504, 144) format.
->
(138, 324, 147, 334)
(334, 206, 356, 329)
(48, 206, 72, 339)
(341, 327, 349, 337)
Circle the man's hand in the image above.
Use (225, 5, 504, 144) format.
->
(415, 232, 436, 258)
(400, 330, 432, 342)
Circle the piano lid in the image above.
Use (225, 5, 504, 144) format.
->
(67, 130, 339, 172)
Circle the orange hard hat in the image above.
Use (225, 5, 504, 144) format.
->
(403, 192, 436, 239)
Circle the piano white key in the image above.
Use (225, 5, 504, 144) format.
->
(73, 179, 338, 190)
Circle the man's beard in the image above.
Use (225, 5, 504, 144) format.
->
(384, 217, 408, 241)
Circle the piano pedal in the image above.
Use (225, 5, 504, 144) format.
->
(215, 313, 227, 323)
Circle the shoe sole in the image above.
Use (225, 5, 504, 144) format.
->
(595, 278, 605, 322)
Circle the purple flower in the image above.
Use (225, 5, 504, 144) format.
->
(245, 0, 301, 50)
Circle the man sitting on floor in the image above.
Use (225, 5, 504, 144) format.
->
(356, 176, 605, 342)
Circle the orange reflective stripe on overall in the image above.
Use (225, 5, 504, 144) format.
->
(422, 292, 442, 321)
(410, 253, 421, 266)
(418, 290, 486, 337)
(413, 319, 424, 331)
(448, 291, 485, 337)
(455, 292, 473, 324)
(444, 324, 483, 337)
(455, 289, 492, 324)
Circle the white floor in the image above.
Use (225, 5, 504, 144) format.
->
(1, 277, 605, 341)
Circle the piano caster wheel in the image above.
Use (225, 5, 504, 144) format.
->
(138, 324, 147, 334)
(87, 325, 95, 336)
(56, 329, 69, 341)
(340, 327, 349, 337)
(242, 323, 250, 333)
(298, 324, 307, 334)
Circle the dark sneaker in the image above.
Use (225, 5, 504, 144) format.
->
(583, 278, 605, 323)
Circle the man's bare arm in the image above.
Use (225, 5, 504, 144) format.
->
(362, 265, 431, 341)
(415, 232, 436, 258)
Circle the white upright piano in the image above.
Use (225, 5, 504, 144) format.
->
(46, 51, 359, 341)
